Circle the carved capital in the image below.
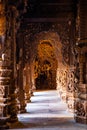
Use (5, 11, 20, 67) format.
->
(0, 3, 6, 36)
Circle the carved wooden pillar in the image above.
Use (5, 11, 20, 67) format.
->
(0, 1, 10, 128)
(79, 52, 84, 84)
(0, 0, 28, 127)
(8, 7, 18, 123)
(75, 0, 87, 123)
(17, 61, 26, 113)
(75, 45, 87, 124)
(57, 68, 68, 102)
(67, 66, 78, 112)
(0, 60, 11, 129)
(30, 62, 36, 96)
(24, 63, 31, 103)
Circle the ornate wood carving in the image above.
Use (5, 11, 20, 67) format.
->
(75, 84, 87, 124)
(75, 43, 87, 124)
(23, 20, 73, 65)
(67, 66, 79, 112)
(0, 59, 11, 128)
(23, 64, 31, 103)
(67, 67, 79, 93)
(0, 1, 28, 127)
(56, 68, 68, 102)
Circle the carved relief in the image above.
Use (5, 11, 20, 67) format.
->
(23, 65, 31, 103)
(0, 86, 4, 95)
(23, 21, 72, 65)
(74, 44, 87, 124)
(57, 68, 68, 102)
(0, 60, 11, 118)
(67, 67, 79, 93)
(66, 66, 79, 112)
(75, 101, 87, 117)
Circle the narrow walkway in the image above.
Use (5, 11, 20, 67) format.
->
(11, 90, 86, 130)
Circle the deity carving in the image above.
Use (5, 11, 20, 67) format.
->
(67, 67, 79, 93)
(75, 101, 86, 117)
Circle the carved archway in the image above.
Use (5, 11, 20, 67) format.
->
(31, 31, 63, 65)
(29, 31, 68, 95)
(34, 40, 58, 90)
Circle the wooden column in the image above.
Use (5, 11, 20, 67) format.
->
(0, 1, 10, 128)
(24, 63, 31, 103)
(30, 62, 35, 96)
(8, 7, 18, 123)
(75, 44, 87, 124)
(79, 54, 84, 83)
(18, 61, 26, 113)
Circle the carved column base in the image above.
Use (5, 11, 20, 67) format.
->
(30, 87, 34, 97)
(0, 117, 9, 129)
(25, 84, 31, 103)
(75, 116, 87, 124)
(67, 92, 75, 112)
(25, 92, 31, 103)
(20, 109, 26, 114)
(19, 101, 26, 113)
(18, 89, 26, 113)
(31, 90, 34, 96)
(8, 94, 18, 123)
(0, 60, 11, 127)
(75, 99, 87, 124)
(75, 84, 87, 124)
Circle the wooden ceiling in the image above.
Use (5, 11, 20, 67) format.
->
(23, 0, 87, 42)
(79, 0, 87, 40)
(25, 0, 77, 18)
